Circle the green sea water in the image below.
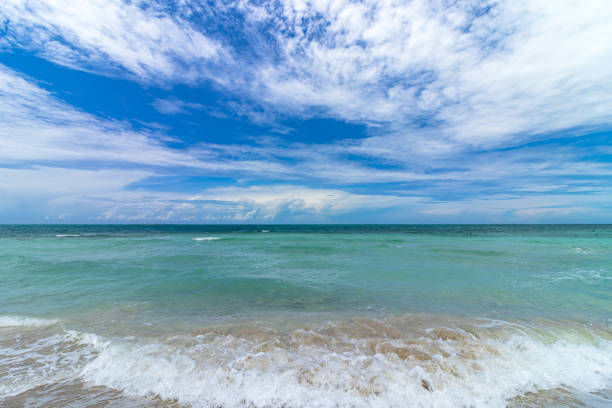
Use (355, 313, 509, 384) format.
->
(1, 225, 611, 407)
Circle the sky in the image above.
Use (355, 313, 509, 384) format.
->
(0, 0, 611, 224)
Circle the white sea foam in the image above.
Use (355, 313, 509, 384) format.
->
(543, 269, 611, 282)
(79, 322, 612, 408)
(0, 315, 59, 327)
(80, 337, 611, 407)
(193, 237, 220, 241)
(55, 234, 81, 237)
(569, 247, 591, 255)
(0, 329, 97, 397)
(3, 319, 611, 407)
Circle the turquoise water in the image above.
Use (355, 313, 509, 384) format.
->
(1, 225, 611, 407)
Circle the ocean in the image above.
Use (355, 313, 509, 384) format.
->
(0, 224, 611, 407)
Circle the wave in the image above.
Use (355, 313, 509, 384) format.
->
(2, 315, 611, 407)
(55, 234, 81, 237)
(0, 327, 96, 397)
(193, 237, 221, 241)
(0, 315, 59, 327)
(568, 247, 591, 255)
(542, 269, 611, 282)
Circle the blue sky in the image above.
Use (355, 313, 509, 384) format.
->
(0, 0, 611, 223)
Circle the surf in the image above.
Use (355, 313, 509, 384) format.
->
(2, 314, 611, 407)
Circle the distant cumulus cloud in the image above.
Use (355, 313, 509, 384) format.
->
(513, 207, 587, 218)
(95, 185, 419, 223)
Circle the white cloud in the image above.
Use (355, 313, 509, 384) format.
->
(0, 166, 151, 196)
(218, 0, 612, 152)
(3, 0, 612, 150)
(0, 166, 157, 222)
(0, 65, 196, 166)
(417, 191, 612, 222)
(152, 98, 205, 115)
(91, 185, 612, 223)
(513, 207, 587, 218)
(1, 162, 609, 223)
(0, 175, 418, 222)
(0, 64, 291, 176)
(191, 184, 414, 219)
(1, 0, 227, 83)
(1, 61, 609, 203)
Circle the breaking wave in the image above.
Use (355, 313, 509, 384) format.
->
(1, 315, 611, 407)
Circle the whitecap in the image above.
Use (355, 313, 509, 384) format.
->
(569, 247, 591, 255)
(543, 269, 611, 282)
(0, 315, 59, 327)
(55, 234, 80, 238)
(192, 237, 220, 241)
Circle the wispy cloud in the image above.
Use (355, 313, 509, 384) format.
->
(0, 65, 186, 165)
(1, 0, 228, 83)
(152, 98, 205, 115)
(5, 0, 612, 149)
(0, 64, 284, 173)
(252, 0, 612, 147)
